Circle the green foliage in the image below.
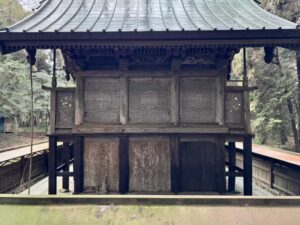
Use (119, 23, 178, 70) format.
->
(231, 0, 299, 151)
(0, 0, 28, 28)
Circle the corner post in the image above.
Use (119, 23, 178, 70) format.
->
(48, 136, 57, 194)
(228, 142, 236, 192)
(243, 135, 252, 196)
(74, 137, 84, 193)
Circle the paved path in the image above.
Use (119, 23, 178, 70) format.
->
(0, 142, 49, 163)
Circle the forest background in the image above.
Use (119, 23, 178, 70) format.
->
(0, 0, 299, 152)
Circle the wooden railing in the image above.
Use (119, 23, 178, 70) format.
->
(0, 143, 71, 193)
(226, 147, 300, 195)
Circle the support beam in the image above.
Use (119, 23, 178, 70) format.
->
(243, 135, 253, 196)
(48, 136, 57, 195)
(170, 135, 180, 193)
(119, 135, 129, 194)
(74, 137, 84, 194)
(228, 142, 236, 192)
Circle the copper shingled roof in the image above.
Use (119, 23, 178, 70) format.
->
(8, 0, 297, 32)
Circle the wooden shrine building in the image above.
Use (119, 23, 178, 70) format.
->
(0, 0, 299, 195)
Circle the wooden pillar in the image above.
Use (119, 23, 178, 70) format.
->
(243, 135, 252, 196)
(119, 135, 129, 194)
(74, 137, 84, 194)
(48, 136, 57, 195)
(62, 142, 71, 191)
(269, 159, 274, 189)
(228, 142, 236, 192)
(170, 135, 180, 193)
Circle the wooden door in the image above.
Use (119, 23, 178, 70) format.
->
(180, 141, 221, 192)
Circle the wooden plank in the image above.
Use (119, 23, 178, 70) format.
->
(119, 135, 129, 194)
(73, 125, 229, 134)
(48, 136, 57, 195)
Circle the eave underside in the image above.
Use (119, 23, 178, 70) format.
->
(0, 29, 299, 54)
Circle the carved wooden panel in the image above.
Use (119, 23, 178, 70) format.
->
(129, 78, 171, 123)
(84, 78, 120, 123)
(129, 137, 171, 192)
(180, 77, 217, 123)
(55, 91, 74, 128)
(84, 137, 119, 192)
(225, 92, 243, 126)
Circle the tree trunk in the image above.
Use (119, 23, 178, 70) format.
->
(287, 97, 300, 152)
(297, 49, 300, 151)
(279, 106, 288, 145)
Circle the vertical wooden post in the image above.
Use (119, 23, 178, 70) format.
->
(170, 135, 180, 193)
(228, 142, 236, 192)
(119, 135, 129, 194)
(269, 159, 274, 189)
(62, 142, 70, 191)
(74, 137, 84, 193)
(243, 135, 252, 196)
(120, 76, 129, 124)
(75, 76, 84, 126)
(171, 76, 179, 125)
(52, 48, 57, 88)
(48, 136, 57, 195)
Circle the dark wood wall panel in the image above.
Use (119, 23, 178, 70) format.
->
(84, 137, 119, 192)
(129, 136, 171, 192)
(179, 139, 225, 192)
(56, 91, 74, 128)
(129, 78, 171, 123)
(84, 78, 120, 123)
(180, 78, 217, 123)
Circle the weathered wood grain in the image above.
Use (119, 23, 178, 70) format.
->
(84, 137, 119, 192)
(129, 136, 171, 192)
